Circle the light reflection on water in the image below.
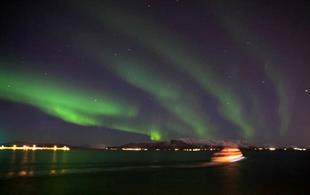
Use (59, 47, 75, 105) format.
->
(1, 150, 308, 195)
(0, 150, 243, 179)
(2, 150, 68, 178)
(219, 163, 240, 194)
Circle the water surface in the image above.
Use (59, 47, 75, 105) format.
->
(0, 150, 309, 194)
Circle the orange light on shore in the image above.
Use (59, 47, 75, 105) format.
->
(0, 145, 70, 151)
(62, 146, 70, 151)
(23, 145, 28, 150)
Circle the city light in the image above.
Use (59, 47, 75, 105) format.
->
(121, 148, 143, 151)
(0, 145, 70, 151)
(293, 147, 307, 151)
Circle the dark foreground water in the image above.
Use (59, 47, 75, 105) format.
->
(0, 149, 309, 195)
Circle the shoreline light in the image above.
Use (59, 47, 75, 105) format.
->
(293, 147, 307, 151)
(0, 145, 70, 151)
(121, 148, 143, 151)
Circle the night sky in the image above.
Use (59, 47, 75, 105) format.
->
(1, 0, 310, 146)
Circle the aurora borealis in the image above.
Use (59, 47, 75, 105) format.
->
(0, 0, 310, 145)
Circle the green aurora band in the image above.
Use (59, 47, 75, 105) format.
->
(0, 68, 147, 132)
(74, 34, 216, 138)
(150, 130, 162, 141)
(107, 57, 216, 137)
(78, 3, 254, 138)
(0, 66, 193, 140)
(213, 2, 294, 135)
(265, 64, 293, 134)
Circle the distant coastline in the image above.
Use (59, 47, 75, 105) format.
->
(1, 139, 307, 152)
